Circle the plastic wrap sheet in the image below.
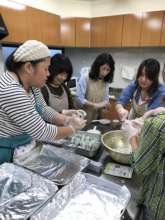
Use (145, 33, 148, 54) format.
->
(0, 163, 58, 220)
(23, 144, 89, 185)
(31, 173, 131, 220)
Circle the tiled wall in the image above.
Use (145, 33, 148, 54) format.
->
(65, 47, 165, 89)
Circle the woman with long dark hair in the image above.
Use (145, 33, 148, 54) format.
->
(122, 67, 165, 220)
(116, 58, 165, 121)
(76, 53, 115, 123)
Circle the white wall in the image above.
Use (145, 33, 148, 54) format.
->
(11, 0, 165, 17)
(1, 46, 165, 88)
(65, 47, 165, 88)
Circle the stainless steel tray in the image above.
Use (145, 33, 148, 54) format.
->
(31, 173, 131, 220)
(22, 144, 89, 185)
(0, 163, 58, 220)
(52, 131, 101, 158)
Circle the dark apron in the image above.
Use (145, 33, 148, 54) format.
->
(0, 90, 42, 164)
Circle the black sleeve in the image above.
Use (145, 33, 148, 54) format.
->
(41, 86, 49, 105)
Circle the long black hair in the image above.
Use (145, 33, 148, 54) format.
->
(89, 53, 115, 83)
(47, 54, 73, 83)
(135, 58, 160, 95)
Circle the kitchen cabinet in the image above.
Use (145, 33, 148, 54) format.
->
(160, 11, 165, 46)
(122, 13, 142, 47)
(1, 5, 60, 46)
(1, 5, 165, 48)
(60, 17, 76, 47)
(140, 11, 164, 46)
(26, 7, 43, 42)
(76, 18, 91, 47)
(27, 8, 60, 45)
(91, 17, 106, 47)
(105, 15, 123, 47)
(0, 6, 28, 43)
(41, 11, 60, 45)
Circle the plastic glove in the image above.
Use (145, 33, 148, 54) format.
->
(76, 109, 87, 119)
(67, 116, 86, 133)
(143, 107, 165, 119)
(104, 102, 110, 111)
(62, 109, 78, 116)
(121, 120, 140, 141)
(117, 107, 129, 121)
(132, 117, 144, 130)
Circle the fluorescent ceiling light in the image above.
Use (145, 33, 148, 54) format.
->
(0, 0, 26, 10)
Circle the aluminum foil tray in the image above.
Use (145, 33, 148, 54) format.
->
(22, 144, 89, 186)
(52, 131, 101, 158)
(31, 173, 131, 220)
(0, 163, 58, 220)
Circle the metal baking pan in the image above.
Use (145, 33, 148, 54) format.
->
(31, 173, 131, 220)
(73, 131, 101, 158)
(21, 144, 89, 186)
(0, 163, 58, 220)
(52, 131, 101, 158)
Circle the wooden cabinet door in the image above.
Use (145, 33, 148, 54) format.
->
(105, 15, 123, 47)
(140, 11, 164, 46)
(160, 11, 165, 46)
(76, 18, 90, 47)
(27, 7, 43, 42)
(91, 17, 106, 47)
(41, 11, 60, 45)
(122, 13, 142, 47)
(27, 7, 60, 46)
(0, 6, 28, 43)
(60, 17, 76, 47)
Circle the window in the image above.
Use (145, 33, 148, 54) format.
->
(2, 44, 17, 63)
(49, 48, 64, 57)
(1, 44, 64, 63)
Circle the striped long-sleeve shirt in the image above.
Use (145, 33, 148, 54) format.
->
(0, 71, 58, 142)
(131, 113, 165, 220)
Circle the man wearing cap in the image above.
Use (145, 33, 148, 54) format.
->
(0, 40, 86, 165)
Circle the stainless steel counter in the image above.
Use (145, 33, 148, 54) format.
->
(84, 122, 143, 220)
(97, 150, 142, 220)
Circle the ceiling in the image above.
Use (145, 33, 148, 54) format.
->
(75, 0, 99, 1)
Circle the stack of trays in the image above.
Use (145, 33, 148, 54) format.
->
(21, 144, 89, 185)
(31, 173, 131, 220)
(0, 163, 58, 220)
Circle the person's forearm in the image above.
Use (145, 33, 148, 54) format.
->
(55, 126, 74, 139)
(130, 136, 139, 151)
(84, 100, 96, 108)
(51, 112, 67, 126)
